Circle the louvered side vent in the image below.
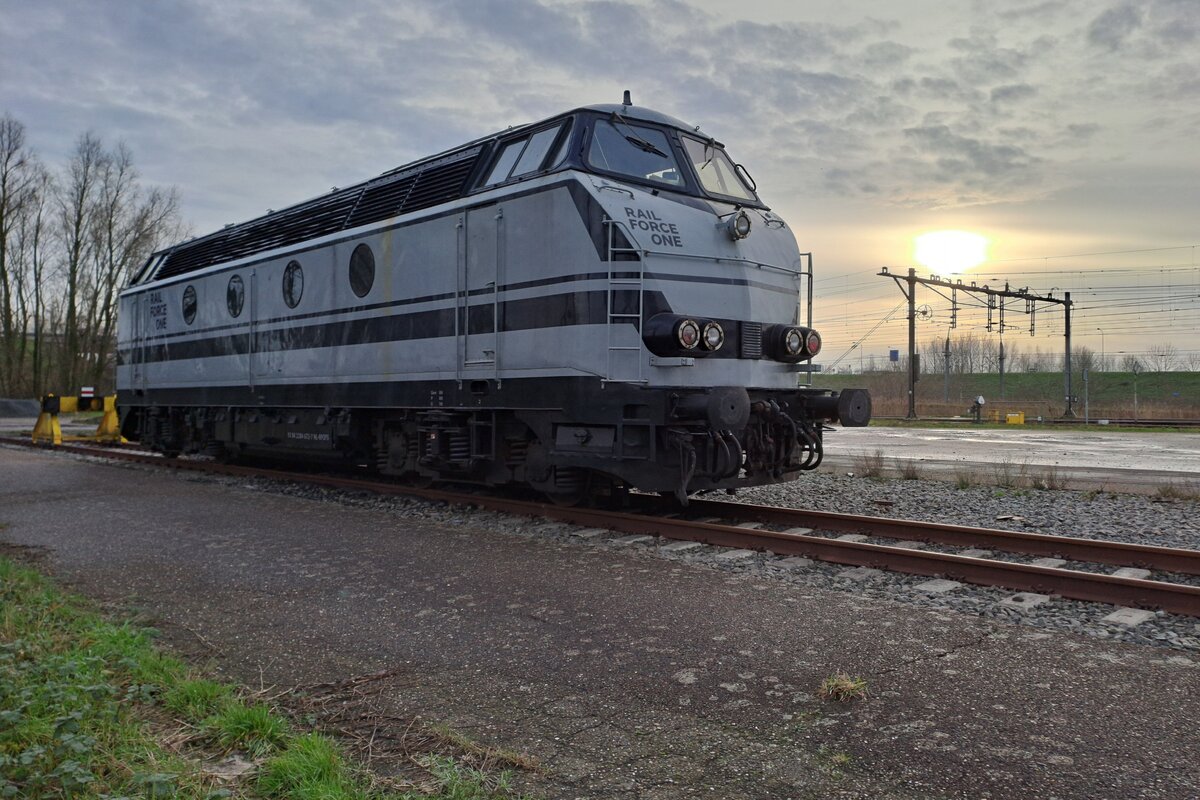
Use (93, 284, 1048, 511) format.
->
(153, 190, 361, 280)
(342, 175, 417, 230)
(740, 322, 763, 359)
(151, 144, 483, 282)
(398, 154, 479, 215)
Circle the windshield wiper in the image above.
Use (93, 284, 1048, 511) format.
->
(625, 135, 667, 157)
(610, 111, 667, 158)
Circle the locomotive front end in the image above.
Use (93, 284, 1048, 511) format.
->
(553, 102, 871, 499)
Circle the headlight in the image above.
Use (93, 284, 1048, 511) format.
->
(764, 324, 820, 362)
(784, 327, 803, 355)
(702, 321, 724, 351)
(643, 313, 721, 357)
(726, 210, 752, 241)
(804, 330, 821, 357)
(676, 318, 700, 349)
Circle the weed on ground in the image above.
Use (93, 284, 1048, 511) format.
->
(818, 674, 869, 703)
(1032, 465, 1069, 491)
(952, 468, 978, 490)
(990, 457, 1029, 489)
(1155, 482, 1200, 501)
(852, 449, 887, 479)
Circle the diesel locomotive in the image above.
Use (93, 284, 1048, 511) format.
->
(116, 96, 870, 503)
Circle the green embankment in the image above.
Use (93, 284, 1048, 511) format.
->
(809, 370, 1200, 419)
(0, 556, 533, 800)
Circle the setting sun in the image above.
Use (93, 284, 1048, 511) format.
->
(913, 230, 989, 273)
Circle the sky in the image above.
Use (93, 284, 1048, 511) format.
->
(2, 0, 1198, 366)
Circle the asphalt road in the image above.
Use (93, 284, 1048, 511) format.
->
(2, 446, 1199, 798)
(820, 426, 1200, 491)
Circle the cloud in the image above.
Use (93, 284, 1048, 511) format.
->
(946, 38, 1030, 85)
(1065, 122, 1101, 140)
(901, 124, 1043, 196)
(1147, 0, 1200, 45)
(858, 40, 916, 69)
(844, 96, 918, 129)
(995, 1, 1069, 23)
(1087, 3, 1143, 50)
(1, 0, 1196, 228)
(990, 83, 1038, 103)
(999, 126, 1040, 141)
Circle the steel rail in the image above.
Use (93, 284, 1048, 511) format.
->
(642, 496, 1200, 576)
(5, 437, 1200, 616)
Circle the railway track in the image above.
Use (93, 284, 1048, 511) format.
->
(5, 436, 1200, 617)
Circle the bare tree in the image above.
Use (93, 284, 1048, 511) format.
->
(56, 133, 106, 391)
(81, 142, 181, 387)
(1072, 345, 1096, 373)
(1120, 354, 1143, 373)
(0, 114, 39, 394)
(1146, 343, 1179, 372)
(0, 115, 184, 396)
(16, 165, 53, 395)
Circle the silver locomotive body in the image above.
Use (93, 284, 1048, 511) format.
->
(117, 102, 869, 500)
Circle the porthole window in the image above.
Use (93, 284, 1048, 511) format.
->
(226, 274, 244, 317)
(349, 243, 375, 298)
(182, 285, 197, 325)
(282, 260, 304, 308)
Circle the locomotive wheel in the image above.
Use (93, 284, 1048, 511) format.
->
(542, 466, 590, 507)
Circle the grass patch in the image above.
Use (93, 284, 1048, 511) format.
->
(851, 449, 886, 479)
(257, 732, 344, 797)
(1155, 482, 1200, 501)
(0, 557, 534, 799)
(416, 755, 532, 800)
(1032, 465, 1068, 490)
(0, 558, 214, 798)
(952, 468, 978, 490)
(895, 459, 923, 480)
(206, 702, 289, 756)
(816, 745, 853, 778)
(817, 673, 869, 703)
(990, 456, 1028, 489)
(163, 677, 234, 720)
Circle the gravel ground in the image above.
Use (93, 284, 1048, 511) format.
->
(742, 471, 1200, 551)
(17, 445, 1200, 654)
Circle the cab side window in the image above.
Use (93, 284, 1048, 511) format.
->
(482, 122, 567, 187)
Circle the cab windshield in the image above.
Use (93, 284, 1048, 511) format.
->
(587, 120, 684, 188)
(682, 136, 756, 202)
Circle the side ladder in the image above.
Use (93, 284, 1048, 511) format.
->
(603, 218, 646, 384)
